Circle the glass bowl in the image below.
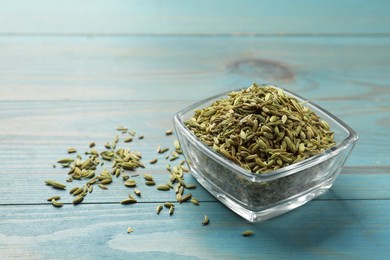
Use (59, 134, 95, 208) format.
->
(173, 85, 358, 222)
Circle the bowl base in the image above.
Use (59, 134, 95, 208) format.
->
(192, 168, 334, 222)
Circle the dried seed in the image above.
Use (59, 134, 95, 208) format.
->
(143, 174, 154, 181)
(174, 140, 181, 150)
(164, 202, 174, 208)
(45, 180, 66, 190)
(281, 114, 288, 124)
(89, 142, 95, 148)
(51, 199, 63, 207)
(124, 180, 137, 187)
(145, 180, 155, 186)
(73, 195, 84, 205)
(104, 142, 111, 149)
(156, 204, 163, 214)
(159, 148, 169, 154)
(69, 187, 79, 194)
(185, 184, 197, 189)
(127, 227, 134, 233)
(180, 193, 192, 203)
(202, 215, 209, 225)
(57, 158, 74, 164)
(72, 187, 83, 196)
(88, 185, 93, 193)
(116, 126, 128, 132)
(181, 165, 189, 172)
(169, 205, 174, 216)
(149, 158, 158, 164)
(165, 129, 173, 135)
(67, 148, 77, 154)
(124, 137, 133, 143)
(100, 178, 112, 185)
(121, 198, 137, 204)
(134, 189, 141, 196)
(191, 197, 199, 206)
(47, 196, 61, 201)
(122, 174, 129, 181)
(156, 185, 170, 191)
(98, 184, 108, 190)
(242, 230, 255, 237)
(138, 135, 144, 140)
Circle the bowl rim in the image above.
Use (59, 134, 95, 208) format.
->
(173, 84, 359, 182)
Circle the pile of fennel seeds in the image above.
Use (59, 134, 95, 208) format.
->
(45, 128, 202, 220)
(185, 83, 336, 173)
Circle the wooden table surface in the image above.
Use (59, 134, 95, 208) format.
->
(1, 1, 390, 259)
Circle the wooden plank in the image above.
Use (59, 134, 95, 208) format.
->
(0, 36, 389, 102)
(1, 201, 390, 259)
(1, 173, 390, 205)
(0, 0, 390, 34)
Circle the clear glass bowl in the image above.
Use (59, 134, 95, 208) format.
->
(173, 85, 358, 222)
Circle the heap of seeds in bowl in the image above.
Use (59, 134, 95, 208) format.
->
(185, 83, 336, 173)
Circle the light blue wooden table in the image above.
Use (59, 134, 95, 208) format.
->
(1, 1, 390, 259)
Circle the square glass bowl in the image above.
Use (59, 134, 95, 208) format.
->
(173, 85, 358, 222)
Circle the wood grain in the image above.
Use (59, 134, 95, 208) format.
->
(1, 1, 389, 258)
(1, 201, 390, 259)
(1, 36, 389, 102)
(0, 0, 389, 34)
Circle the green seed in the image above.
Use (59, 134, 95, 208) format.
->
(138, 135, 144, 140)
(116, 126, 128, 132)
(145, 180, 155, 186)
(156, 204, 163, 215)
(191, 197, 199, 206)
(72, 187, 83, 196)
(47, 196, 61, 201)
(156, 185, 170, 191)
(169, 206, 174, 216)
(164, 202, 174, 208)
(242, 230, 255, 237)
(100, 178, 112, 185)
(149, 158, 158, 164)
(185, 184, 197, 189)
(124, 180, 137, 187)
(45, 180, 66, 190)
(124, 137, 133, 143)
(159, 148, 169, 154)
(67, 148, 77, 154)
(174, 140, 181, 150)
(180, 193, 192, 203)
(51, 199, 63, 207)
(73, 195, 84, 205)
(202, 215, 209, 225)
(98, 184, 108, 190)
(69, 187, 79, 194)
(181, 165, 189, 172)
(121, 198, 137, 204)
(143, 174, 154, 181)
(57, 158, 74, 164)
(134, 189, 141, 196)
